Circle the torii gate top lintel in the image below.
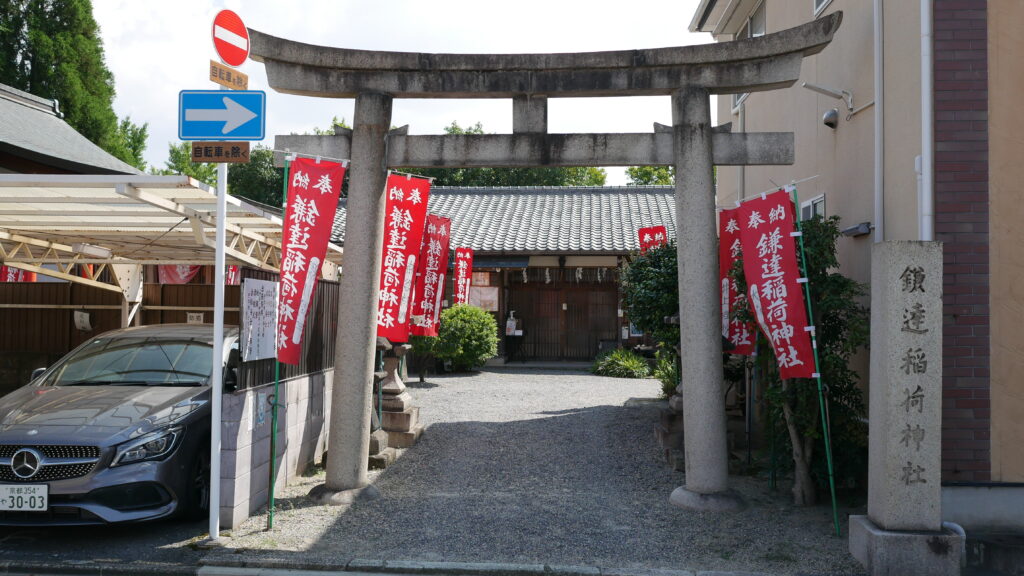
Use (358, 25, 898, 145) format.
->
(249, 11, 841, 99)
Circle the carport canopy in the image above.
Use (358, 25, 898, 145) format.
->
(0, 174, 343, 298)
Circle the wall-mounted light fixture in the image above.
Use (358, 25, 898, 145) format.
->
(841, 222, 873, 237)
(71, 242, 113, 259)
(802, 82, 874, 121)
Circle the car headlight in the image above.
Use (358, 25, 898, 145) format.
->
(112, 427, 182, 466)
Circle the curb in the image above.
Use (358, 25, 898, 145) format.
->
(195, 557, 796, 576)
(0, 560, 195, 575)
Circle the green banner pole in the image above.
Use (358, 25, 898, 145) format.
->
(789, 185, 841, 537)
(268, 157, 290, 531)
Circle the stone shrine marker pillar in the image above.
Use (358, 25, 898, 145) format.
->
(850, 241, 963, 576)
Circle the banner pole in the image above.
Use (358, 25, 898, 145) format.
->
(268, 157, 290, 531)
(788, 185, 841, 537)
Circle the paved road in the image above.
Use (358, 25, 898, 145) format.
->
(0, 368, 865, 576)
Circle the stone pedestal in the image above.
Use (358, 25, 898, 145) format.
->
(849, 516, 962, 576)
(849, 242, 962, 575)
(378, 344, 425, 449)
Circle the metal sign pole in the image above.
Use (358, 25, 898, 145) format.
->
(209, 147, 229, 542)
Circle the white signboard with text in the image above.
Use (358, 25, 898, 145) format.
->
(241, 278, 278, 361)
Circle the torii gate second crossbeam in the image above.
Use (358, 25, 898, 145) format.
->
(249, 12, 843, 511)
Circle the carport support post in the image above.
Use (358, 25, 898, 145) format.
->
(669, 88, 743, 511)
(323, 93, 392, 495)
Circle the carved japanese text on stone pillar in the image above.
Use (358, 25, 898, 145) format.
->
(867, 242, 943, 532)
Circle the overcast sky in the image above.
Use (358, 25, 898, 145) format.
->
(92, 1, 713, 185)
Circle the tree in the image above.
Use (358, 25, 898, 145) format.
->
(108, 116, 148, 171)
(227, 145, 284, 207)
(0, 0, 144, 168)
(152, 141, 216, 187)
(312, 115, 350, 135)
(619, 241, 679, 351)
(734, 215, 869, 506)
(412, 121, 607, 187)
(626, 166, 674, 185)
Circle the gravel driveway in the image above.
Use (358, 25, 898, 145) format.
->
(211, 368, 864, 576)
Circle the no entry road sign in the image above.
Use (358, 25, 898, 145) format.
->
(178, 90, 265, 141)
(213, 10, 249, 68)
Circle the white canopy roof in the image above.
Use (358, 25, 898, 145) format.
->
(0, 174, 342, 294)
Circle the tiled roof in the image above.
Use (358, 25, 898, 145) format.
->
(331, 186, 676, 254)
(0, 83, 140, 174)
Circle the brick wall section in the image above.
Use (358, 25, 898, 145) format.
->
(933, 0, 990, 483)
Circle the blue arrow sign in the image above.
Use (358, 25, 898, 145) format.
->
(178, 90, 265, 141)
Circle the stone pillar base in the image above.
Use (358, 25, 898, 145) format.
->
(308, 483, 381, 507)
(849, 515, 963, 576)
(669, 486, 745, 512)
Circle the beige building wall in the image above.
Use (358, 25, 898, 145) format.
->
(988, 0, 1024, 483)
(710, 1, 926, 415)
(716, 1, 921, 290)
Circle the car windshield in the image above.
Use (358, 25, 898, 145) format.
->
(39, 336, 214, 387)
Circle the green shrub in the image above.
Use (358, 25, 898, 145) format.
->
(653, 348, 679, 398)
(592, 348, 651, 378)
(619, 241, 679, 350)
(433, 304, 498, 371)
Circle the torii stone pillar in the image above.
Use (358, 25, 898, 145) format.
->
(670, 88, 737, 508)
(250, 12, 842, 506)
(312, 93, 392, 502)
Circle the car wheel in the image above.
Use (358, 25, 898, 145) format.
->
(183, 443, 211, 520)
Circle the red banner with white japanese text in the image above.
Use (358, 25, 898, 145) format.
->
(277, 158, 346, 365)
(718, 208, 755, 355)
(737, 190, 814, 379)
(0, 266, 35, 282)
(409, 215, 451, 337)
(638, 225, 668, 253)
(158, 264, 201, 284)
(453, 248, 474, 305)
(226, 265, 240, 285)
(377, 173, 432, 343)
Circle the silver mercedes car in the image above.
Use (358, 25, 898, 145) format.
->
(0, 324, 239, 525)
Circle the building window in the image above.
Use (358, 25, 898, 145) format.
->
(732, 1, 767, 110)
(801, 195, 825, 221)
(814, 0, 834, 17)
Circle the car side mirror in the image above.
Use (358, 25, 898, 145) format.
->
(30, 367, 46, 382)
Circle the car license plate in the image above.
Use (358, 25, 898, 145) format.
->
(0, 484, 47, 511)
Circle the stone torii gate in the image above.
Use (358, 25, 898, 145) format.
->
(249, 12, 841, 510)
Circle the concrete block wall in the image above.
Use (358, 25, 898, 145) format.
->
(219, 369, 332, 528)
(933, 0, 991, 483)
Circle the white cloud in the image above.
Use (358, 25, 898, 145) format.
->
(93, 0, 712, 183)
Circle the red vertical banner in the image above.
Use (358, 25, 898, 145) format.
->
(452, 247, 474, 305)
(737, 190, 814, 379)
(277, 158, 346, 365)
(225, 265, 240, 285)
(718, 208, 755, 355)
(638, 225, 668, 253)
(377, 173, 432, 343)
(409, 215, 451, 337)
